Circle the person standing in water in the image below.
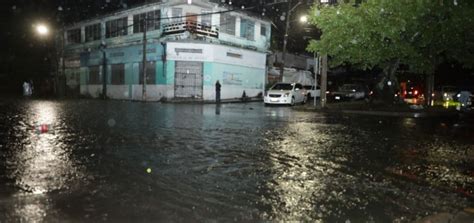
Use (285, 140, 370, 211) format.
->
(215, 80, 221, 103)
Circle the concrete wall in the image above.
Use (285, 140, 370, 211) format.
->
(166, 42, 265, 100)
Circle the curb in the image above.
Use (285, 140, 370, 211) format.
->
(163, 98, 263, 104)
(293, 106, 460, 118)
(340, 110, 458, 118)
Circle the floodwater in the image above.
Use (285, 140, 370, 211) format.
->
(0, 98, 472, 222)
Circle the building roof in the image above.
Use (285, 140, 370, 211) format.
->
(65, 0, 271, 29)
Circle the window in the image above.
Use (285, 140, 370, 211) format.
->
(172, 8, 183, 22)
(106, 17, 128, 38)
(240, 18, 255, 41)
(260, 25, 267, 37)
(66, 28, 81, 44)
(133, 10, 161, 34)
(85, 23, 101, 42)
(227, 52, 242, 58)
(111, 64, 125, 85)
(201, 9, 212, 27)
(220, 14, 235, 35)
(139, 62, 156, 85)
(88, 66, 101, 84)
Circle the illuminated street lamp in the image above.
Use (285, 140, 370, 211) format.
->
(279, 0, 302, 82)
(34, 23, 64, 97)
(300, 15, 308, 23)
(35, 24, 50, 36)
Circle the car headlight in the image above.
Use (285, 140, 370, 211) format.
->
(283, 93, 290, 97)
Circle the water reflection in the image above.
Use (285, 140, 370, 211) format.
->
(0, 100, 471, 221)
(263, 121, 339, 221)
(9, 101, 85, 221)
(215, 104, 221, 115)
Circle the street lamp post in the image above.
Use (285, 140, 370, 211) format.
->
(142, 14, 148, 101)
(99, 43, 107, 99)
(320, 54, 328, 108)
(313, 53, 319, 107)
(35, 23, 62, 97)
(279, 0, 302, 82)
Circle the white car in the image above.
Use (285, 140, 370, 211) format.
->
(303, 85, 321, 99)
(264, 82, 306, 105)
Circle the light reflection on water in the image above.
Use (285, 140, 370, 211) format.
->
(7, 101, 86, 222)
(263, 120, 343, 221)
(0, 100, 472, 222)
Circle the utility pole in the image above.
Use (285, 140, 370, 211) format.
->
(59, 30, 65, 98)
(313, 52, 319, 107)
(279, 0, 302, 82)
(142, 14, 148, 101)
(101, 43, 107, 99)
(320, 55, 328, 108)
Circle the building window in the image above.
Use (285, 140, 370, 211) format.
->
(111, 64, 125, 85)
(220, 14, 235, 35)
(85, 23, 101, 42)
(227, 52, 242, 58)
(88, 66, 101, 84)
(172, 8, 183, 23)
(240, 18, 255, 41)
(133, 10, 161, 34)
(139, 62, 156, 85)
(201, 9, 212, 27)
(260, 25, 267, 37)
(106, 17, 128, 38)
(66, 28, 81, 44)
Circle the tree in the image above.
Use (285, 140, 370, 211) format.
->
(306, 0, 474, 104)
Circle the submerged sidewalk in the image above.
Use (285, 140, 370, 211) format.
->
(164, 97, 263, 104)
(296, 101, 464, 118)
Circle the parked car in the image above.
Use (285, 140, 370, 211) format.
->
(403, 85, 424, 104)
(264, 82, 306, 105)
(441, 86, 458, 101)
(328, 84, 368, 101)
(303, 85, 321, 99)
(454, 90, 473, 109)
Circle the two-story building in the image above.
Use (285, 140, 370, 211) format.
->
(60, 0, 271, 101)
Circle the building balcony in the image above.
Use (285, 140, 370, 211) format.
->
(163, 21, 219, 38)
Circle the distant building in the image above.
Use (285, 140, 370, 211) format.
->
(59, 0, 271, 101)
(269, 52, 311, 71)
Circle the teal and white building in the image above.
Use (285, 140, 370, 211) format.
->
(60, 0, 271, 101)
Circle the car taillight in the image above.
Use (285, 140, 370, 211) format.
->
(414, 90, 418, 95)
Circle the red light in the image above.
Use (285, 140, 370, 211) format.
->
(414, 90, 418, 95)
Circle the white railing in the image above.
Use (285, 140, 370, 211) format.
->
(163, 21, 219, 38)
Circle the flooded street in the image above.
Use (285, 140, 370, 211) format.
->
(0, 99, 472, 222)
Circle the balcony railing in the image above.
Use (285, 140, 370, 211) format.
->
(163, 21, 219, 38)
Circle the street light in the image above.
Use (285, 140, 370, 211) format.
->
(279, 0, 302, 82)
(35, 24, 50, 37)
(300, 15, 308, 23)
(33, 23, 65, 97)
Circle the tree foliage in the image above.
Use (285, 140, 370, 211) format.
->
(306, 0, 474, 75)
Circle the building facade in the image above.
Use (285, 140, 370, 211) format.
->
(60, 0, 271, 101)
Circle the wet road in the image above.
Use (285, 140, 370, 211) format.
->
(0, 99, 473, 222)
